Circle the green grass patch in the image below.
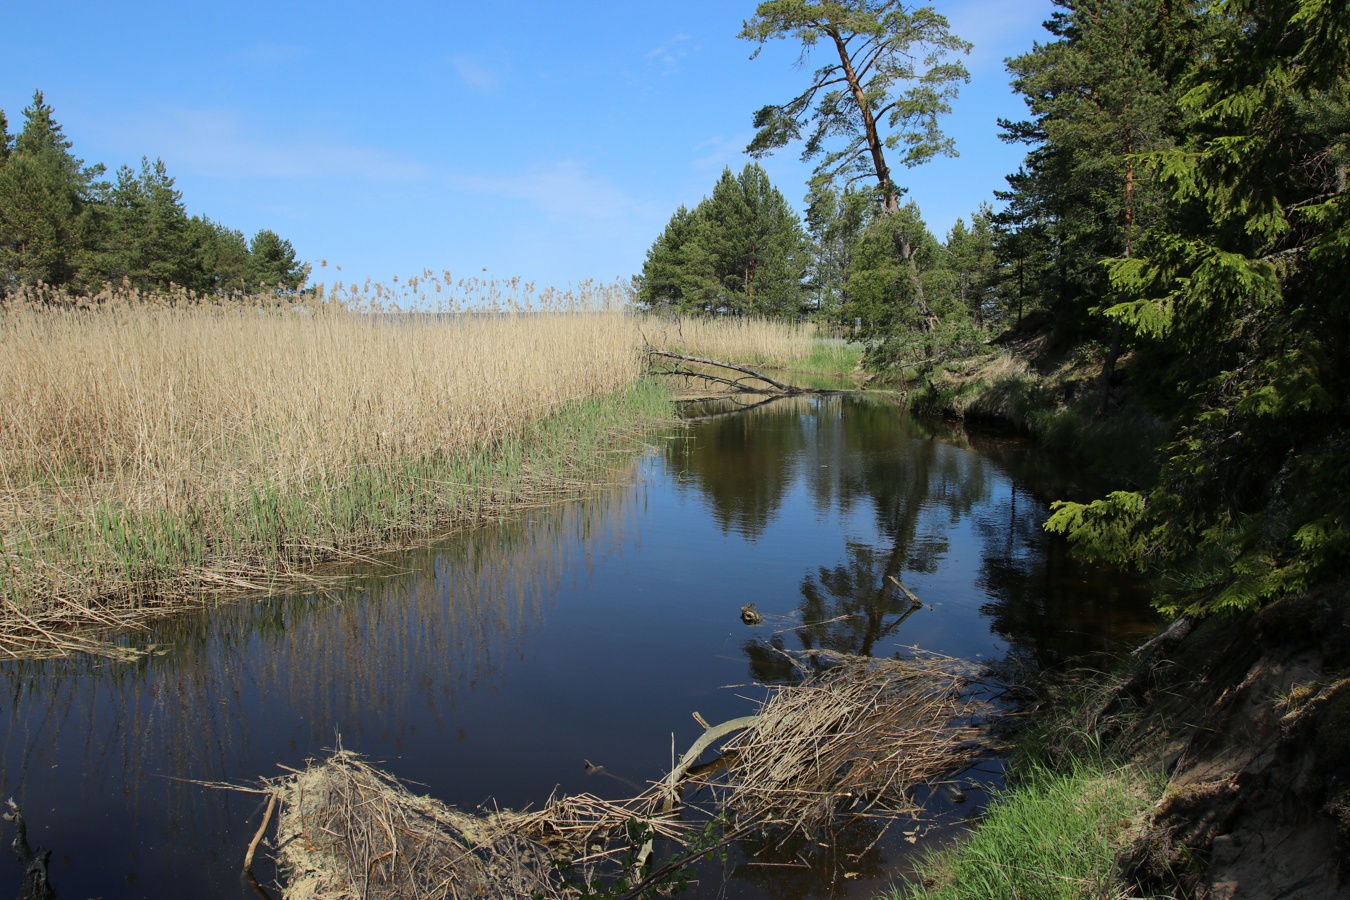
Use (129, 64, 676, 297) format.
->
(796, 337, 864, 375)
(888, 759, 1155, 900)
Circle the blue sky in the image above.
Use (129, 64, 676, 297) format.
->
(2, 1, 1055, 292)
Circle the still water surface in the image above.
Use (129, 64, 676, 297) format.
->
(0, 393, 1158, 898)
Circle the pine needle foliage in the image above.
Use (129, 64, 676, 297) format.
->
(1045, 0, 1350, 616)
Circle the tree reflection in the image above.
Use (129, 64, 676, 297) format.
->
(964, 434, 1161, 668)
(665, 397, 810, 538)
(719, 396, 994, 675)
(798, 542, 922, 657)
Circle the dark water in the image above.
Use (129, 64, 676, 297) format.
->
(0, 393, 1159, 898)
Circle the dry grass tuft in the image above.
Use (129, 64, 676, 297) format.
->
(716, 653, 984, 839)
(268, 750, 686, 900)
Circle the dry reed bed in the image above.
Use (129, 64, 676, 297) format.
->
(0, 283, 816, 657)
(258, 653, 984, 899)
(716, 653, 983, 838)
(268, 750, 686, 900)
(640, 315, 815, 367)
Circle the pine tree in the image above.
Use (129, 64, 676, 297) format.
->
(943, 205, 998, 327)
(189, 217, 254, 294)
(637, 163, 809, 318)
(1048, 0, 1350, 614)
(997, 0, 1199, 343)
(702, 164, 811, 318)
(636, 205, 717, 314)
(249, 229, 306, 292)
(804, 181, 875, 321)
(0, 110, 11, 164)
(740, 1, 970, 218)
(92, 157, 198, 290)
(0, 90, 104, 289)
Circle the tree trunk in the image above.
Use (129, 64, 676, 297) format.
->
(1099, 130, 1136, 417)
(827, 28, 898, 213)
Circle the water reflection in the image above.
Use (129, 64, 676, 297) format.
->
(667, 394, 1157, 678)
(0, 472, 646, 897)
(0, 394, 1158, 900)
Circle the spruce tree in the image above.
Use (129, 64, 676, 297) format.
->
(637, 163, 809, 319)
(1047, 0, 1350, 614)
(0, 90, 103, 288)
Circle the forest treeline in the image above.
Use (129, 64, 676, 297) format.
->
(640, 0, 1348, 617)
(0, 90, 307, 296)
(637, 160, 998, 372)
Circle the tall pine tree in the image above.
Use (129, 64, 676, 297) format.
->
(637, 163, 809, 318)
(0, 90, 104, 288)
(997, 0, 1200, 344)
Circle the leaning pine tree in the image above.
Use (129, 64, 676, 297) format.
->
(738, 0, 970, 348)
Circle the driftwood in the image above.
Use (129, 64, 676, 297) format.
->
(659, 715, 760, 814)
(3, 800, 55, 900)
(887, 575, 924, 608)
(646, 349, 801, 394)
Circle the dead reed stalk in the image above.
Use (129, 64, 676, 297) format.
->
(255, 654, 985, 898)
(266, 750, 686, 900)
(713, 653, 984, 839)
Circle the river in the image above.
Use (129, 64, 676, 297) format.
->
(0, 391, 1159, 898)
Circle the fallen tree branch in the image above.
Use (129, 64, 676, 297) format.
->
(648, 366, 772, 395)
(646, 349, 800, 394)
(660, 715, 760, 813)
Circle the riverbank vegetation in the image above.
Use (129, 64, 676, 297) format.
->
(703, 1, 1349, 896)
(0, 278, 829, 657)
(893, 760, 1155, 900)
(0, 283, 647, 655)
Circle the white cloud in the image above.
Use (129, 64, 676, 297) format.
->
(644, 33, 692, 72)
(87, 106, 430, 182)
(82, 105, 657, 241)
(451, 55, 506, 92)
